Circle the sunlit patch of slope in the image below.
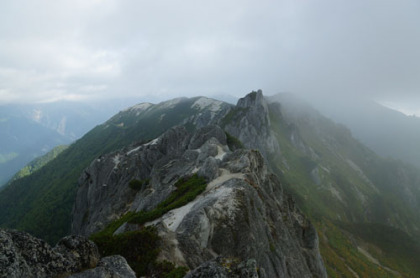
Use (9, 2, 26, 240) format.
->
(0, 114, 69, 187)
(6, 145, 68, 185)
(0, 100, 135, 188)
(0, 97, 231, 244)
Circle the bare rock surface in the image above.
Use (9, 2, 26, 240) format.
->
(185, 257, 259, 278)
(0, 229, 100, 278)
(223, 90, 281, 159)
(68, 255, 136, 278)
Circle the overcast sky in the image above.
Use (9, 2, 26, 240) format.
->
(1, 0, 420, 111)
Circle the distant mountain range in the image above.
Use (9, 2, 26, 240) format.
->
(0, 99, 143, 187)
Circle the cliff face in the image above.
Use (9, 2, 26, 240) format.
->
(72, 123, 326, 277)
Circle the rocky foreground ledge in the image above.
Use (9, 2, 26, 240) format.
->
(0, 228, 136, 277)
(0, 228, 263, 277)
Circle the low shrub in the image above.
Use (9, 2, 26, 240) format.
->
(129, 178, 150, 190)
(92, 227, 160, 275)
(225, 132, 244, 151)
(129, 174, 207, 225)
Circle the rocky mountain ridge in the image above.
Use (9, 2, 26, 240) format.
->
(2, 90, 420, 277)
(72, 124, 326, 277)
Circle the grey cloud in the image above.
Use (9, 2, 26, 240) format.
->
(0, 0, 419, 107)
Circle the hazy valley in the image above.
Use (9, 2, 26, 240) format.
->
(0, 99, 143, 188)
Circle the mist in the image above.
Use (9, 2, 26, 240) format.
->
(3, 0, 420, 168)
(0, 0, 419, 112)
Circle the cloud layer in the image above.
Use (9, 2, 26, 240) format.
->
(1, 0, 419, 104)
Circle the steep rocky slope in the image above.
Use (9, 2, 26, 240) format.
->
(306, 94, 420, 168)
(268, 93, 420, 235)
(72, 125, 326, 277)
(0, 97, 231, 243)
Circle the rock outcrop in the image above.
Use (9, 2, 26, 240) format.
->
(68, 255, 136, 278)
(72, 124, 327, 277)
(0, 228, 136, 278)
(223, 90, 280, 159)
(185, 257, 259, 278)
(0, 229, 102, 277)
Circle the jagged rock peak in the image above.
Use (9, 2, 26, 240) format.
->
(236, 90, 270, 119)
(237, 89, 267, 110)
(236, 90, 265, 108)
(224, 90, 280, 158)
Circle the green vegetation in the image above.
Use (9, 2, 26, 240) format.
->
(10, 145, 68, 182)
(249, 91, 258, 101)
(128, 178, 150, 190)
(130, 174, 207, 224)
(91, 226, 188, 277)
(220, 107, 249, 127)
(225, 132, 244, 151)
(92, 174, 207, 239)
(341, 223, 420, 276)
(317, 220, 398, 278)
(153, 261, 189, 278)
(93, 227, 160, 275)
(91, 174, 206, 277)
